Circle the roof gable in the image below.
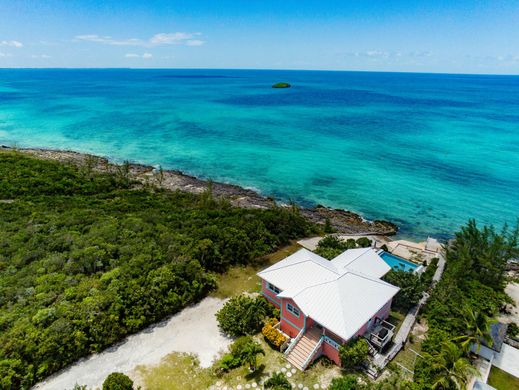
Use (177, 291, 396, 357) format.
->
(331, 247, 391, 279)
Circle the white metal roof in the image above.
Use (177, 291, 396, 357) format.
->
(257, 247, 399, 341)
(331, 247, 391, 279)
(257, 248, 338, 294)
(290, 272, 399, 341)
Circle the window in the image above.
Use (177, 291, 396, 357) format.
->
(286, 303, 300, 317)
(267, 282, 281, 294)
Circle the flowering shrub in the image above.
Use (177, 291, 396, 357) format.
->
(262, 318, 287, 349)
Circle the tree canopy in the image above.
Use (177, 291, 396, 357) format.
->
(0, 152, 314, 388)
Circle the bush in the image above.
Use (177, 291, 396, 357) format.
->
(264, 372, 291, 389)
(383, 270, 424, 310)
(329, 375, 363, 390)
(339, 338, 369, 369)
(218, 336, 264, 372)
(508, 322, 519, 338)
(262, 318, 287, 349)
(356, 237, 371, 248)
(324, 218, 335, 233)
(102, 372, 134, 390)
(216, 295, 267, 336)
(420, 257, 439, 288)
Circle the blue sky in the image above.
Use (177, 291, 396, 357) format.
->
(1, 0, 518, 74)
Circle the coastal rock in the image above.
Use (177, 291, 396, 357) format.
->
(3, 147, 398, 236)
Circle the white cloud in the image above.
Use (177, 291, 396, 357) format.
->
(31, 54, 51, 59)
(75, 35, 143, 46)
(125, 52, 153, 59)
(76, 32, 204, 47)
(0, 40, 23, 48)
(186, 39, 205, 47)
(0, 52, 12, 57)
(149, 32, 194, 45)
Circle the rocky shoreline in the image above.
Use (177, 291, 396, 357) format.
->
(1, 146, 398, 235)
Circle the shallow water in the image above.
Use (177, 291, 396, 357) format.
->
(1, 69, 518, 238)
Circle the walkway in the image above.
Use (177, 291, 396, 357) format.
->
(33, 297, 231, 390)
(492, 343, 519, 378)
(372, 253, 446, 372)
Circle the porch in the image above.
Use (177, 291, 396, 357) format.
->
(366, 320, 395, 351)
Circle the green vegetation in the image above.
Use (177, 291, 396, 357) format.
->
(272, 82, 291, 88)
(488, 366, 519, 390)
(102, 372, 134, 390)
(210, 242, 302, 299)
(315, 235, 371, 260)
(339, 338, 369, 369)
(413, 220, 519, 389)
(0, 151, 314, 388)
(507, 322, 519, 338)
(216, 295, 274, 337)
(264, 372, 291, 389)
(384, 270, 424, 311)
(219, 336, 265, 372)
(329, 373, 419, 389)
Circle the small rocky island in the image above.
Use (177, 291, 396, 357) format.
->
(272, 82, 291, 88)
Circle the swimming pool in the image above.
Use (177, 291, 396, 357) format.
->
(380, 251, 419, 272)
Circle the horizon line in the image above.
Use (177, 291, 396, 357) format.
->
(0, 66, 518, 77)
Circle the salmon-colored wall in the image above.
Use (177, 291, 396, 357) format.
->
(261, 279, 281, 308)
(322, 342, 341, 365)
(280, 298, 305, 337)
(354, 298, 393, 337)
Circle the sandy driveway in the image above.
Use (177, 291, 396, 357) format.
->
(33, 297, 231, 390)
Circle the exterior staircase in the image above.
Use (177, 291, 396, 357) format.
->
(285, 327, 322, 370)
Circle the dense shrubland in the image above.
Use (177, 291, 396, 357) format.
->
(413, 220, 518, 389)
(0, 152, 314, 389)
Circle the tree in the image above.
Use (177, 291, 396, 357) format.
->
(447, 219, 519, 290)
(216, 295, 267, 336)
(426, 341, 479, 390)
(240, 339, 265, 371)
(356, 237, 371, 248)
(383, 270, 424, 310)
(339, 338, 369, 369)
(218, 336, 264, 372)
(102, 372, 134, 390)
(329, 375, 363, 390)
(264, 372, 291, 389)
(454, 308, 493, 353)
(324, 218, 335, 234)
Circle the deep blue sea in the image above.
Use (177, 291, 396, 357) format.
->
(1, 69, 518, 238)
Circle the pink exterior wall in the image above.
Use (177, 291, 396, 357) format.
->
(280, 298, 305, 338)
(354, 298, 393, 337)
(260, 276, 395, 369)
(322, 342, 341, 365)
(319, 297, 394, 367)
(261, 279, 281, 308)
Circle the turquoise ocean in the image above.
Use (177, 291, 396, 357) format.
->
(1, 69, 518, 238)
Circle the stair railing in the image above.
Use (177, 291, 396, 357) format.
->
(301, 336, 324, 370)
(284, 327, 305, 356)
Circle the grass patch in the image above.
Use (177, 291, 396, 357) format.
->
(211, 242, 302, 298)
(387, 310, 406, 335)
(488, 366, 519, 390)
(137, 335, 341, 390)
(136, 353, 214, 390)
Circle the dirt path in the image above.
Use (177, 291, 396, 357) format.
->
(33, 297, 231, 390)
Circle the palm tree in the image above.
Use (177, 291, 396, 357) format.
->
(241, 341, 265, 371)
(428, 341, 479, 389)
(454, 307, 494, 353)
